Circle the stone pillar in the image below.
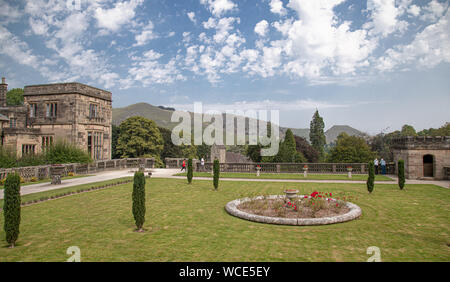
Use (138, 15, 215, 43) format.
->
(0, 77, 7, 107)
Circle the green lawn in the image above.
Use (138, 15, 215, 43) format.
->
(0, 178, 448, 262)
(176, 172, 394, 181)
(0, 175, 92, 190)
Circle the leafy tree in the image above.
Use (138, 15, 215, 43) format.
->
(278, 129, 298, 162)
(213, 159, 220, 190)
(3, 173, 21, 248)
(196, 143, 211, 161)
(187, 158, 193, 184)
(117, 117, 163, 158)
(309, 110, 326, 161)
(245, 144, 262, 163)
(111, 124, 121, 159)
(159, 126, 184, 161)
(132, 172, 146, 232)
(6, 88, 24, 106)
(367, 162, 375, 194)
(418, 122, 450, 136)
(294, 135, 320, 163)
(400, 124, 417, 136)
(398, 160, 405, 190)
(327, 133, 376, 163)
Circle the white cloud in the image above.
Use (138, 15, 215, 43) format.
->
(127, 49, 186, 86)
(0, 26, 39, 67)
(187, 11, 197, 24)
(170, 99, 350, 113)
(94, 0, 143, 32)
(376, 10, 450, 71)
(254, 20, 269, 37)
(269, 0, 287, 16)
(200, 0, 237, 17)
(407, 5, 421, 17)
(420, 0, 448, 22)
(364, 0, 408, 37)
(0, 1, 22, 24)
(133, 21, 158, 47)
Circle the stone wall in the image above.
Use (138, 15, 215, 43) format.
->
(392, 136, 450, 180)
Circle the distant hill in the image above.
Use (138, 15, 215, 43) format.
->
(325, 125, 365, 144)
(112, 103, 177, 128)
(112, 103, 364, 144)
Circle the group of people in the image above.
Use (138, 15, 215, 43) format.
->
(374, 158, 387, 175)
(180, 157, 206, 172)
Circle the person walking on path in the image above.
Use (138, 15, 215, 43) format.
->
(380, 158, 386, 175)
(181, 159, 186, 172)
(374, 158, 379, 175)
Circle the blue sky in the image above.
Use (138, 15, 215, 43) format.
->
(0, 0, 449, 134)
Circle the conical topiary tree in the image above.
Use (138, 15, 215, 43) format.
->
(4, 173, 21, 248)
(132, 172, 146, 232)
(367, 161, 375, 193)
(213, 159, 220, 190)
(187, 158, 193, 184)
(398, 160, 405, 190)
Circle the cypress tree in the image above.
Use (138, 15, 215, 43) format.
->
(398, 160, 405, 190)
(4, 173, 21, 248)
(187, 158, 193, 184)
(367, 162, 375, 193)
(132, 172, 146, 232)
(309, 110, 326, 161)
(213, 159, 220, 190)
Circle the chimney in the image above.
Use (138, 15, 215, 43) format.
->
(0, 77, 7, 107)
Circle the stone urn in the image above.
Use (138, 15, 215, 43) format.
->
(284, 189, 299, 201)
(50, 165, 65, 185)
(256, 166, 261, 177)
(347, 167, 353, 179)
(303, 166, 308, 178)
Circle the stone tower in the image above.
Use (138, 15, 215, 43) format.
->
(0, 77, 7, 107)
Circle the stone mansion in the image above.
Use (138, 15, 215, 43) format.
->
(0, 77, 112, 160)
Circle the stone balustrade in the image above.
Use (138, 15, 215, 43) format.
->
(0, 158, 155, 181)
(177, 161, 395, 174)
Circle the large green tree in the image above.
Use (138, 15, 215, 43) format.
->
(400, 124, 417, 136)
(6, 88, 24, 106)
(418, 122, 450, 136)
(116, 117, 163, 158)
(294, 135, 319, 163)
(111, 124, 121, 159)
(327, 133, 376, 163)
(309, 110, 326, 161)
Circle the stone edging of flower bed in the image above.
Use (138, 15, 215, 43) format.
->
(0, 176, 151, 212)
(225, 195, 362, 226)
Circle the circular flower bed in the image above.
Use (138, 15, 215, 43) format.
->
(225, 191, 362, 226)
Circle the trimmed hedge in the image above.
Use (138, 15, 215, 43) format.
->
(367, 161, 375, 193)
(3, 173, 21, 248)
(187, 158, 193, 184)
(398, 160, 405, 190)
(132, 172, 146, 231)
(213, 159, 220, 190)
